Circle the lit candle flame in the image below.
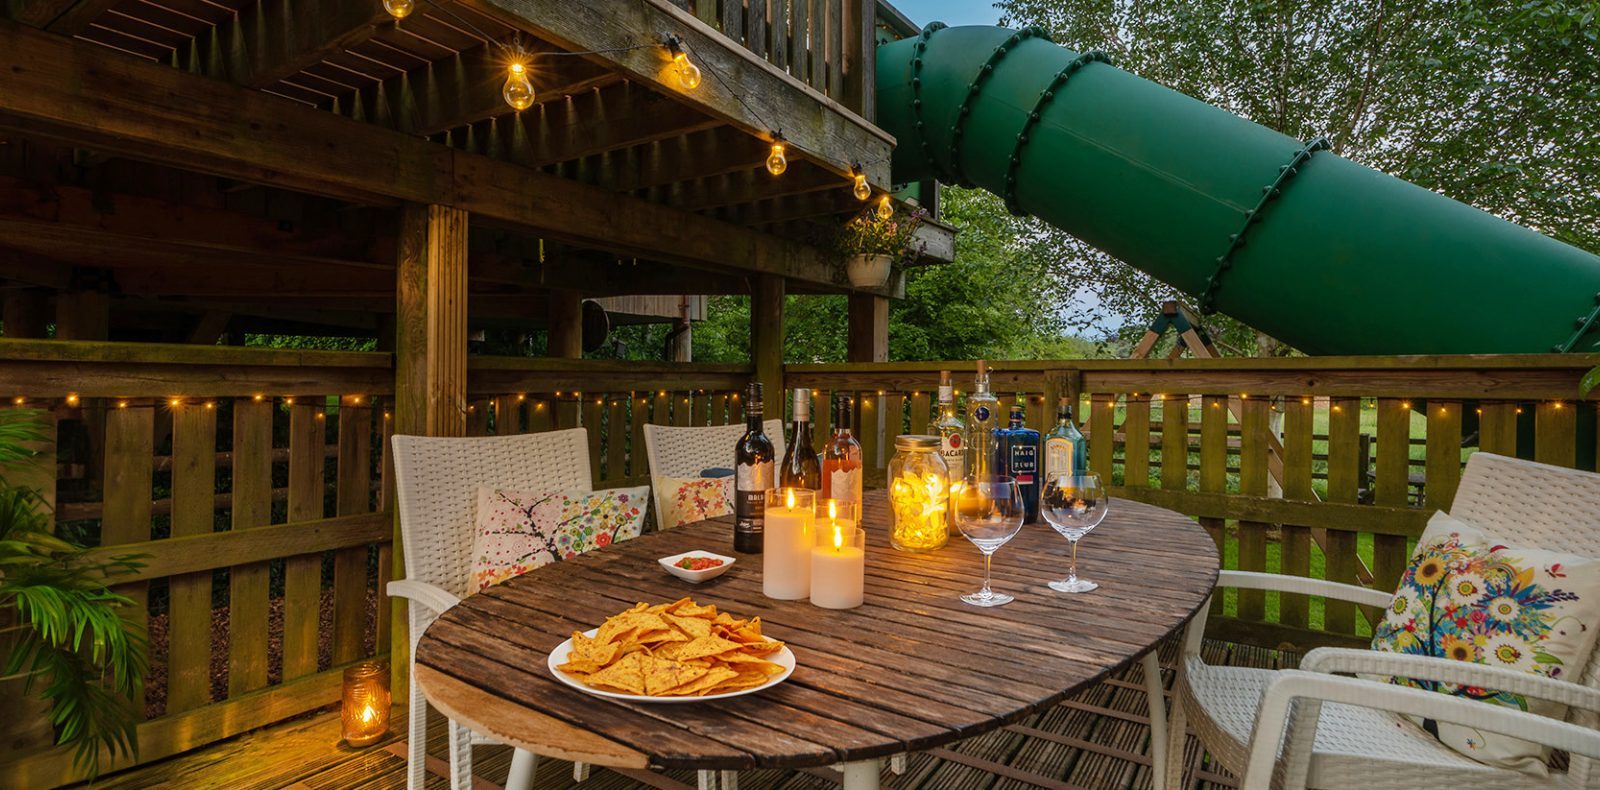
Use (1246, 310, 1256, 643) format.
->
(833, 522, 844, 552)
(828, 499, 837, 520)
(786, 488, 795, 509)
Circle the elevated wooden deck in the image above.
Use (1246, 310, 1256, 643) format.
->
(82, 641, 1290, 790)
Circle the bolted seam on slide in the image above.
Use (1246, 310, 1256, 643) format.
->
(1198, 137, 1329, 315)
(943, 26, 1048, 188)
(1001, 49, 1111, 216)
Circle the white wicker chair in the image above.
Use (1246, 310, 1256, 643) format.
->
(1165, 452, 1600, 789)
(389, 429, 592, 790)
(642, 420, 785, 526)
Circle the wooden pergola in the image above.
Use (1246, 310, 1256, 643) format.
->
(0, 2, 958, 781)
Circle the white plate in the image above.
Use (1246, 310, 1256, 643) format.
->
(657, 550, 737, 583)
(547, 627, 795, 703)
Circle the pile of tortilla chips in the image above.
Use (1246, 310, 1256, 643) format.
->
(556, 598, 787, 697)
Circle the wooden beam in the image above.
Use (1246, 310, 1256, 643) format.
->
(498, 81, 721, 168)
(207, 0, 393, 90)
(847, 293, 888, 363)
(546, 288, 583, 358)
(349, 41, 618, 137)
(0, 22, 890, 294)
(673, 164, 843, 212)
(752, 273, 784, 403)
(590, 126, 767, 193)
(391, 202, 468, 702)
(5, 0, 117, 34)
(470, 0, 893, 185)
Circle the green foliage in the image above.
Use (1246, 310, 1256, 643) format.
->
(690, 188, 1118, 363)
(0, 410, 146, 777)
(993, 0, 1599, 348)
(1582, 364, 1600, 398)
(830, 205, 927, 261)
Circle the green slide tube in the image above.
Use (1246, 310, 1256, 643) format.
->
(877, 25, 1600, 356)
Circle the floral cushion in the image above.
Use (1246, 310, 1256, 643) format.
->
(1371, 510, 1600, 774)
(654, 475, 734, 529)
(470, 485, 649, 592)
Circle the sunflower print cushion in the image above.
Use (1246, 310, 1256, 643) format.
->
(1371, 510, 1600, 774)
(470, 485, 650, 592)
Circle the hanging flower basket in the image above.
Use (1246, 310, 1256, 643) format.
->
(846, 253, 894, 287)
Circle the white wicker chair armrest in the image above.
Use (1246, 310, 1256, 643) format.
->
(1216, 571, 1393, 608)
(1180, 572, 1392, 658)
(387, 579, 462, 618)
(1243, 670, 1600, 790)
(1300, 647, 1600, 714)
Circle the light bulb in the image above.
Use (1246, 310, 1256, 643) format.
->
(383, 0, 414, 20)
(876, 194, 894, 220)
(852, 172, 870, 201)
(503, 63, 534, 111)
(672, 52, 702, 89)
(766, 141, 787, 176)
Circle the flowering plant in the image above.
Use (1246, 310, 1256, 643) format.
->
(831, 205, 928, 264)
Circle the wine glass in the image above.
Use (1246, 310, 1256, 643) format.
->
(950, 475, 1026, 607)
(1040, 474, 1109, 593)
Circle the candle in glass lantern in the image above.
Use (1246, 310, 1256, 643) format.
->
(888, 435, 950, 552)
(341, 661, 391, 747)
(811, 518, 865, 609)
(763, 488, 814, 599)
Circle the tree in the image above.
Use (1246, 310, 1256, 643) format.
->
(994, 0, 1599, 349)
(680, 187, 1103, 363)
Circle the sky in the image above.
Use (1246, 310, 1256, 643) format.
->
(887, 0, 1005, 28)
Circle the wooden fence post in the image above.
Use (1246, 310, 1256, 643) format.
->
(753, 274, 785, 402)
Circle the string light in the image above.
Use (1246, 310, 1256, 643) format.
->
(503, 62, 534, 111)
(851, 165, 870, 201)
(664, 35, 702, 89)
(766, 136, 788, 176)
(253, 394, 264, 402)
(1401, 400, 1412, 410)
(66, 393, 79, 406)
(516, 393, 526, 401)
(169, 397, 182, 408)
(117, 401, 128, 409)
(12, 396, 23, 405)
(382, 0, 413, 20)
(876, 194, 894, 221)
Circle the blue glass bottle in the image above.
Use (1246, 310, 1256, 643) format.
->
(995, 404, 1041, 522)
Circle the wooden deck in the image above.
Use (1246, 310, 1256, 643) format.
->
(81, 641, 1294, 790)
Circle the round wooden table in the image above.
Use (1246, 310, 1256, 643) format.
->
(415, 491, 1219, 789)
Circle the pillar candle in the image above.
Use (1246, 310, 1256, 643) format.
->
(811, 524, 865, 609)
(763, 488, 814, 600)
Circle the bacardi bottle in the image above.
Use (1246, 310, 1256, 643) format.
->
(931, 370, 967, 484)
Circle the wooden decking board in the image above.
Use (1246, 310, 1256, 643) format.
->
(78, 641, 1292, 790)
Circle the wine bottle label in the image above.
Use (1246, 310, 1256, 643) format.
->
(1045, 438, 1076, 478)
(829, 466, 862, 503)
(735, 461, 773, 533)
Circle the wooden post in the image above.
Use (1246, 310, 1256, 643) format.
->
(752, 274, 785, 402)
(547, 288, 583, 359)
(840, 0, 876, 118)
(847, 293, 888, 363)
(2, 287, 49, 337)
(392, 203, 469, 698)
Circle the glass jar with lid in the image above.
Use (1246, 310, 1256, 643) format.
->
(887, 434, 950, 552)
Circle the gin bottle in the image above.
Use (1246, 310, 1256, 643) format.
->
(963, 361, 1000, 480)
(1043, 398, 1088, 481)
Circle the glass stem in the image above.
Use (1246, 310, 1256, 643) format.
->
(981, 552, 994, 597)
(1068, 538, 1079, 582)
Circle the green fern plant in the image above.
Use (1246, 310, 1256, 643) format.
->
(0, 409, 146, 777)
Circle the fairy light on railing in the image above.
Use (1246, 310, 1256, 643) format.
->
(65, 393, 79, 406)
(382, 0, 413, 20)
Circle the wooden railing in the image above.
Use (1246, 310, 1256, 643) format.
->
(0, 340, 395, 788)
(787, 355, 1600, 650)
(466, 357, 756, 490)
(5, 340, 1598, 783)
(680, 0, 876, 113)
